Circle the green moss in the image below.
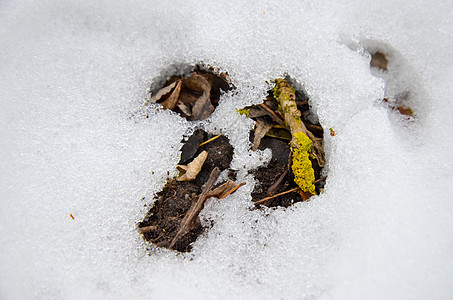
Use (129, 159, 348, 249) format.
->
(236, 108, 250, 116)
(272, 78, 295, 100)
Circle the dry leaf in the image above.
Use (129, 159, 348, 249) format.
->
(150, 81, 177, 103)
(252, 119, 273, 151)
(207, 180, 238, 198)
(247, 106, 268, 118)
(161, 80, 182, 110)
(181, 72, 206, 93)
(190, 75, 214, 121)
(176, 150, 208, 181)
(177, 102, 192, 117)
(370, 51, 388, 70)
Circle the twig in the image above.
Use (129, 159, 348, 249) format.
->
(259, 103, 286, 127)
(199, 134, 221, 146)
(138, 225, 157, 234)
(314, 176, 327, 184)
(169, 167, 221, 249)
(267, 169, 289, 195)
(253, 187, 299, 204)
(219, 182, 246, 199)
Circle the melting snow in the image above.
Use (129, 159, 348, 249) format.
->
(1, 0, 453, 299)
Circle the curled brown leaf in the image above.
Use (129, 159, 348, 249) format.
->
(176, 150, 208, 181)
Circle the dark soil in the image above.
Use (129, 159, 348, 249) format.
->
(138, 129, 234, 252)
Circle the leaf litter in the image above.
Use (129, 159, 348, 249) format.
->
(147, 65, 233, 121)
(243, 77, 327, 207)
(139, 69, 331, 252)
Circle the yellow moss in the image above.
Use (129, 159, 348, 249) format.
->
(236, 108, 250, 116)
(292, 132, 316, 194)
(294, 132, 312, 152)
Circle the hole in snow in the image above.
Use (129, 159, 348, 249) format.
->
(138, 129, 241, 253)
(348, 39, 429, 120)
(240, 76, 327, 208)
(145, 64, 234, 121)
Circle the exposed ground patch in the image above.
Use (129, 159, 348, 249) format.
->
(242, 77, 326, 207)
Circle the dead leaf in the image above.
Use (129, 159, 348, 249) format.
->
(181, 72, 206, 93)
(253, 119, 273, 151)
(190, 75, 214, 121)
(207, 180, 240, 198)
(177, 102, 192, 117)
(150, 81, 177, 103)
(397, 106, 414, 117)
(160, 80, 182, 110)
(176, 150, 208, 181)
(370, 51, 388, 70)
(247, 106, 267, 118)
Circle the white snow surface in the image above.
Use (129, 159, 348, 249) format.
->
(1, 0, 453, 299)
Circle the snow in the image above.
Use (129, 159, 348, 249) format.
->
(1, 0, 453, 299)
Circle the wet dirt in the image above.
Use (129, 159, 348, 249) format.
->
(138, 129, 234, 252)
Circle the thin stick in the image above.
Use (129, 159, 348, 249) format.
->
(199, 134, 221, 146)
(253, 187, 299, 204)
(169, 167, 221, 249)
(138, 225, 157, 234)
(314, 176, 327, 184)
(254, 176, 327, 205)
(267, 169, 289, 195)
(219, 182, 246, 199)
(259, 103, 286, 127)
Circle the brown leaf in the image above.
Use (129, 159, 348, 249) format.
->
(190, 75, 214, 121)
(160, 80, 182, 110)
(177, 102, 192, 117)
(176, 150, 208, 181)
(181, 72, 205, 92)
(247, 106, 268, 118)
(207, 180, 238, 198)
(252, 119, 273, 151)
(370, 51, 388, 70)
(150, 81, 177, 103)
(397, 106, 414, 117)
(178, 89, 200, 104)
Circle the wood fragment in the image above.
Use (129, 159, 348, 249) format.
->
(169, 167, 221, 249)
(273, 79, 325, 167)
(138, 225, 157, 234)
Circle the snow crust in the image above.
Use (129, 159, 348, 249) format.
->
(1, 0, 453, 299)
